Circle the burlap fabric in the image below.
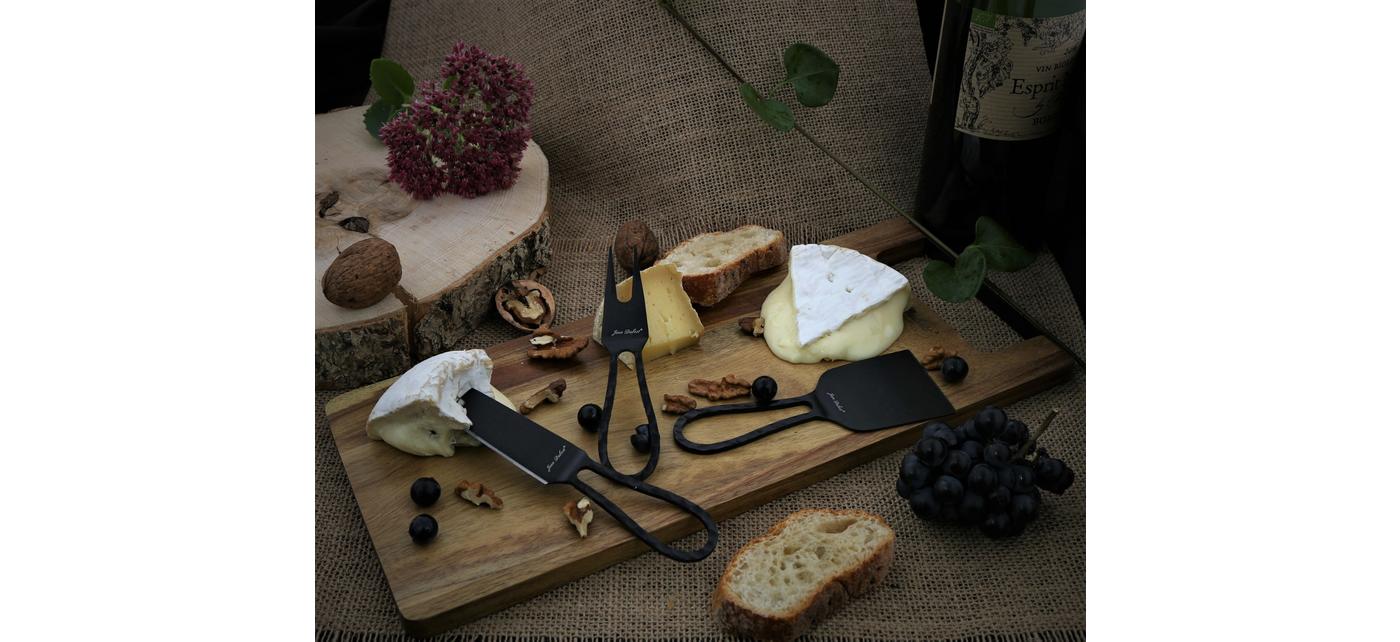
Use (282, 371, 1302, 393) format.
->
(317, 1, 1085, 639)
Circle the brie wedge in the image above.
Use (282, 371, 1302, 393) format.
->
(365, 350, 514, 457)
(761, 244, 910, 364)
(789, 244, 909, 346)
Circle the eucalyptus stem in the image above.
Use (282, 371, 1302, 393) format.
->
(658, 0, 1084, 368)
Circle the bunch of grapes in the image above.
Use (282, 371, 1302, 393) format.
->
(897, 406, 1075, 539)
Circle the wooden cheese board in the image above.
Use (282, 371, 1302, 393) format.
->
(325, 218, 1075, 636)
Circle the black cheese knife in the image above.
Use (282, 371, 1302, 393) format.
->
(461, 388, 718, 563)
(672, 350, 954, 453)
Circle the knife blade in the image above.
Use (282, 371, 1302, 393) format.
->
(460, 389, 718, 562)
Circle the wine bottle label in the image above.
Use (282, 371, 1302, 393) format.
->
(953, 8, 1086, 141)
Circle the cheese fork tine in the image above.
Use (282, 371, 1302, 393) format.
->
(595, 246, 661, 481)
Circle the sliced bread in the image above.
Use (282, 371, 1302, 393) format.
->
(713, 509, 894, 642)
(658, 225, 787, 306)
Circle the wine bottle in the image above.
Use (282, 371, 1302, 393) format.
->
(914, 0, 1086, 250)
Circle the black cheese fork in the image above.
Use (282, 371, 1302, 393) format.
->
(594, 247, 662, 480)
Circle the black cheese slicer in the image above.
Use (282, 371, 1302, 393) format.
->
(672, 350, 954, 454)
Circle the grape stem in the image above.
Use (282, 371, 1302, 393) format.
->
(1015, 409, 1060, 461)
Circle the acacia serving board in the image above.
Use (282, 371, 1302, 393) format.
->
(326, 219, 1075, 636)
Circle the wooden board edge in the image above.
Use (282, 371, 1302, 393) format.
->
(404, 193, 553, 324)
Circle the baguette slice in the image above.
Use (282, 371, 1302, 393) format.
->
(713, 509, 894, 642)
(658, 225, 787, 306)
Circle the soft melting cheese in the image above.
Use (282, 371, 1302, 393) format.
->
(760, 244, 910, 364)
(365, 350, 512, 457)
(788, 244, 909, 346)
(591, 262, 704, 368)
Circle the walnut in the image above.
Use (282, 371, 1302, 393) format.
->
(526, 329, 590, 360)
(613, 220, 659, 271)
(919, 345, 959, 370)
(563, 497, 594, 538)
(519, 378, 567, 415)
(455, 480, 503, 509)
(321, 238, 402, 309)
(495, 279, 556, 332)
(661, 394, 698, 415)
(688, 374, 752, 401)
(738, 316, 765, 336)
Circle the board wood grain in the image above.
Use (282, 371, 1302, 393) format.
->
(326, 218, 1075, 636)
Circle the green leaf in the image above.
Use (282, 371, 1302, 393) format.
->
(922, 247, 987, 303)
(782, 42, 839, 107)
(363, 99, 403, 141)
(739, 84, 795, 132)
(971, 217, 1035, 272)
(369, 58, 415, 104)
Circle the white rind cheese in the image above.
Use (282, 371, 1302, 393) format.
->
(366, 350, 505, 457)
(761, 272, 909, 364)
(789, 244, 908, 346)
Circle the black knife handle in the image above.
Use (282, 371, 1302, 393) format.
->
(567, 458, 718, 563)
(596, 351, 661, 481)
(672, 393, 823, 454)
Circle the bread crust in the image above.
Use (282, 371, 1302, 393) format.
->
(661, 225, 787, 306)
(712, 509, 894, 642)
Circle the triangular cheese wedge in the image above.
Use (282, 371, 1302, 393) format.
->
(790, 244, 908, 346)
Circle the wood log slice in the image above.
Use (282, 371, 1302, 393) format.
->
(315, 106, 551, 389)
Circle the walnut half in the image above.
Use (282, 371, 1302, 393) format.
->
(527, 329, 590, 360)
(689, 374, 752, 401)
(519, 379, 567, 415)
(563, 497, 594, 538)
(456, 481, 504, 509)
(662, 394, 697, 415)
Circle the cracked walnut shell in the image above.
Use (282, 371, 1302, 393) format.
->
(495, 279, 556, 332)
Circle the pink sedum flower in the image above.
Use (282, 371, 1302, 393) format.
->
(380, 43, 535, 200)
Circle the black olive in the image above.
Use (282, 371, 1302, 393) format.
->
(409, 514, 438, 544)
(409, 477, 440, 507)
(577, 403, 602, 433)
(940, 356, 969, 383)
(629, 424, 651, 452)
(751, 376, 778, 403)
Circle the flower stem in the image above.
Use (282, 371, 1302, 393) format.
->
(658, 0, 1083, 367)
